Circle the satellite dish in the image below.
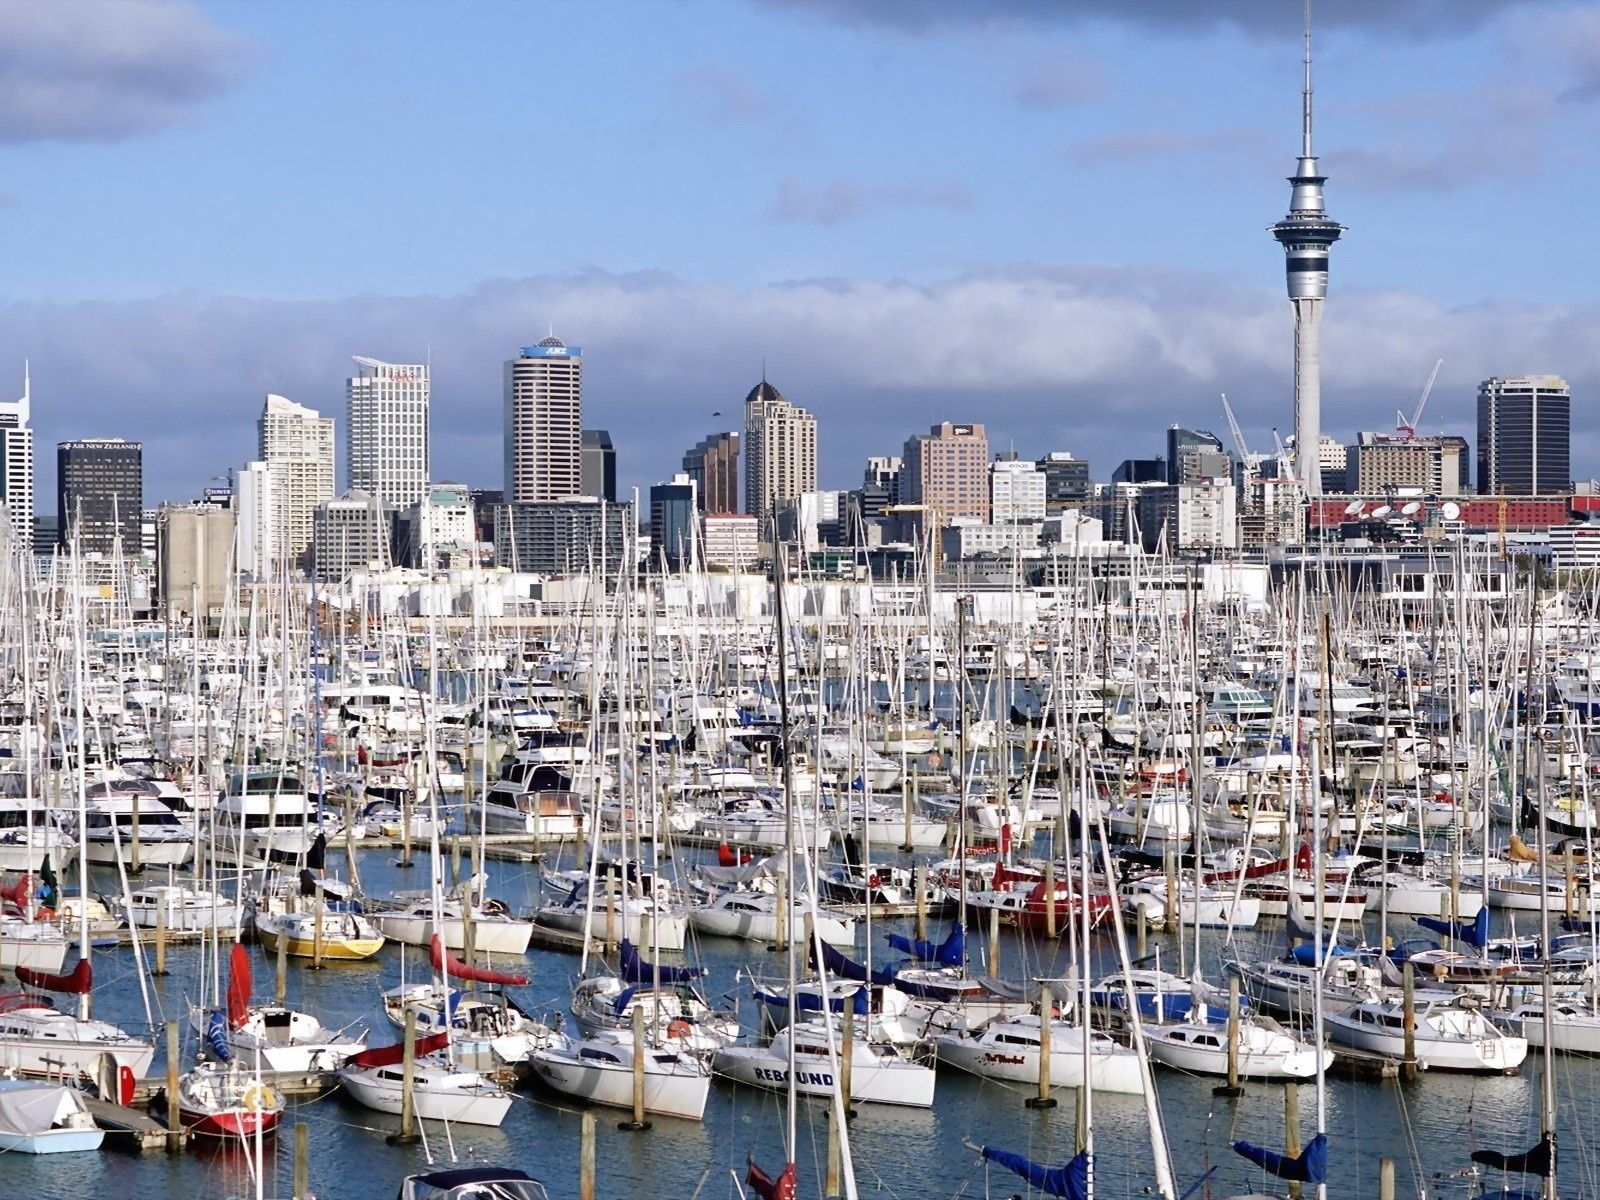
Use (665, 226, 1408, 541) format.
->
(1440, 501, 1461, 521)
(1343, 500, 1364, 516)
(1371, 505, 1392, 518)
(1401, 502, 1423, 517)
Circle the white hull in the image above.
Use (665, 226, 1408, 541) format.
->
(528, 1042, 710, 1120)
(338, 1061, 513, 1127)
(713, 1032, 935, 1108)
(372, 912, 533, 955)
(934, 1020, 1142, 1093)
(1144, 1021, 1330, 1080)
(687, 901, 854, 946)
(534, 906, 687, 951)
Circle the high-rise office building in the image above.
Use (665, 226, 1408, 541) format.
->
(58, 438, 142, 555)
(901, 422, 988, 534)
(1477, 375, 1571, 496)
(1166, 427, 1229, 485)
(0, 365, 33, 543)
(743, 379, 817, 524)
(581, 430, 616, 502)
(683, 432, 739, 514)
(650, 473, 697, 571)
(347, 357, 429, 509)
(311, 489, 393, 581)
(234, 460, 276, 579)
(258, 394, 335, 572)
(991, 455, 1046, 524)
(1038, 452, 1091, 509)
(504, 338, 582, 504)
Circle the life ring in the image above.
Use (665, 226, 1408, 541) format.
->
(867, 873, 881, 889)
(241, 1084, 277, 1112)
(666, 1019, 693, 1040)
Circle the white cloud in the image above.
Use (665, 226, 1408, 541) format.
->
(11, 266, 1600, 506)
(0, 0, 248, 144)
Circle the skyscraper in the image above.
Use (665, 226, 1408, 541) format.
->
(1477, 375, 1571, 496)
(683, 431, 739, 514)
(1165, 427, 1230, 485)
(581, 429, 617, 502)
(258, 394, 335, 572)
(0, 365, 33, 543)
(347, 357, 429, 508)
(504, 337, 582, 503)
(58, 439, 142, 555)
(901, 422, 989, 534)
(1271, 10, 1344, 497)
(650, 473, 697, 571)
(743, 379, 816, 524)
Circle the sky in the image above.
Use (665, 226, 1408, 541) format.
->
(7, 0, 1600, 510)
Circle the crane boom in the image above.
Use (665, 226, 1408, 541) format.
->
(1398, 359, 1443, 437)
(1221, 393, 1250, 463)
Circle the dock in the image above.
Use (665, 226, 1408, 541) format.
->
(1327, 1046, 1401, 1080)
(84, 1095, 184, 1152)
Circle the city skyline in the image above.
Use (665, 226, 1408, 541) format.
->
(4, 0, 1600, 510)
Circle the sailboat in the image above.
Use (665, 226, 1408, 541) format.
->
(0, 959, 154, 1082)
(337, 1030, 515, 1127)
(189, 942, 366, 1073)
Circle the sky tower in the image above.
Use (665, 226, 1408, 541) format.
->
(1272, 0, 1344, 496)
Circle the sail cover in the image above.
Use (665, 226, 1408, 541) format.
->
(346, 1031, 451, 1070)
(619, 939, 704, 984)
(813, 939, 899, 987)
(887, 921, 964, 967)
(981, 1146, 1091, 1200)
(1233, 1132, 1328, 1184)
(429, 935, 530, 987)
(746, 1157, 797, 1200)
(207, 1010, 234, 1062)
(1472, 1133, 1554, 1177)
(15, 958, 92, 994)
(227, 942, 251, 1030)
(1416, 907, 1490, 949)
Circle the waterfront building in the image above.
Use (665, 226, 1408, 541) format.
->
(348, 357, 429, 508)
(258, 394, 335, 571)
(505, 338, 583, 504)
(58, 438, 142, 555)
(1477, 375, 1571, 496)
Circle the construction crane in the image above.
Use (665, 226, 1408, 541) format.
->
(1396, 358, 1443, 439)
(1219, 393, 1267, 480)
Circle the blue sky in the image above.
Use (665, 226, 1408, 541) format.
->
(5, 0, 1600, 508)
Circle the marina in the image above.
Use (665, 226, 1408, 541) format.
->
(1, 542, 1599, 1200)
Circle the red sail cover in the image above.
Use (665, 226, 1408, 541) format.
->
(0, 874, 33, 909)
(16, 957, 92, 994)
(429, 935, 530, 987)
(746, 1158, 797, 1200)
(227, 943, 252, 1030)
(345, 1031, 450, 1070)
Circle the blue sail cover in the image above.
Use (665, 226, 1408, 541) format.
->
(981, 1146, 1090, 1200)
(206, 1011, 234, 1062)
(1233, 1132, 1327, 1184)
(817, 940, 900, 987)
(619, 939, 705, 984)
(1416, 907, 1490, 949)
(887, 922, 964, 968)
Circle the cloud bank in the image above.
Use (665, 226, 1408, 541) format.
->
(0, 0, 248, 144)
(12, 266, 1600, 510)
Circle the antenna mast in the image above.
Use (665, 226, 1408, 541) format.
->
(1302, 0, 1313, 159)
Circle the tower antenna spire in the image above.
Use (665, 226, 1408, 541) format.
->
(1302, 0, 1313, 160)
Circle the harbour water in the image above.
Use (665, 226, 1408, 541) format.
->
(3, 839, 1584, 1200)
